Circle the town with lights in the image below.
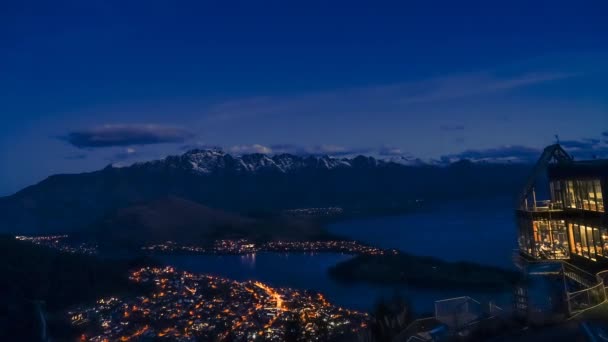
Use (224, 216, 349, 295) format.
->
(141, 239, 396, 256)
(15, 235, 98, 255)
(68, 267, 368, 341)
(15, 234, 395, 257)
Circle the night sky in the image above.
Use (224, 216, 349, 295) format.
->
(1, 1, 607, 195)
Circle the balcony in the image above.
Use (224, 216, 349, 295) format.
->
(520, 200, 564, 213)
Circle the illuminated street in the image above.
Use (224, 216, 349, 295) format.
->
(69, 267, 369, 341)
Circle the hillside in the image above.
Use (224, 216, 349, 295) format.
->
(0, 149, 531, 234)
(88, 196, 331, 248)
(329, 253, 521, 290)
(0, 235, 153, 340)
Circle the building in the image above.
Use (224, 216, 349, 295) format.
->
(516, 144, 607, 270)
(515, 144, 608, 318)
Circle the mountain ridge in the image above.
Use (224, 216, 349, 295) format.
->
(0, 149, 532, 235)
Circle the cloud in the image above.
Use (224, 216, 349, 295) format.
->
(442, 135, 608, 163)
(111, 147, 139, 161)
(303, 145, 363, 156)
(203, 70, 579, 121)
(62, 124, 192, 148)
(440, 124, 465, 131)
(560, 139, 600, 149)
(396, 72, 578, 106)
(377, 146, 403, 156)
(269, 144, 372, 156)
(228, 144, 273, 154)
(560, 138, 608, 160)
(179, 143, 418, 158)
(442, 145, 542, 163)
(216, 143, 376, 157)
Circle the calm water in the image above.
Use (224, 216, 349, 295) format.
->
(162, 197, 517, 313)
(330, 197, 517, 269)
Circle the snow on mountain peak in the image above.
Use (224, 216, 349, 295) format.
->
(175, 149, 356, 174)
(130, 148, 447, 175)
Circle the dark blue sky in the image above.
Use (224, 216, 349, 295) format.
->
(1, 1, 607, 195)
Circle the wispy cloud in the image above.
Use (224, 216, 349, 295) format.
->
(228, 144, 273, 154)
(110, 147, 139, 161)
(377, 146, 404, 156)
(203, 71, 579, 121)
(441, 133, 608, 163)
(269, 144, 374, 156)
(396, 72, 578, 105)
(441, 145, 542, 163)
(61, 124, 193, 148)
(560, 138, 608, 160)
(185, 143, 379, 157)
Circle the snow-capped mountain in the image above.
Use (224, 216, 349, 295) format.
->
(131, 148, 391, 175)
(1, 147, 532, 234)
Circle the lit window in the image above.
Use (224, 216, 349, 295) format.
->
(595, 180, 604, 212)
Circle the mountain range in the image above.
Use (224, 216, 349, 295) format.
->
(0, 149, 532, 234)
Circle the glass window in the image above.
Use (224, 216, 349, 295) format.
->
(581, 181, 591, 211)
(572, 224, 582, 256)
(532, 220, 569, 260)
(550, 181, 563, 209)
(576, 181, 584, 210)
(570, 223, 603, 261)
(552, 220, 569, 259)
(585, 226, 598, 261)
(536, 221, 548, 258)
(601, 228, 608, 258)
(595, 180, 604, 213)
(563, 179, 604, 212)
(580, 225, 590, 258)
(518, 217, 534, 257)
(593, 227, 602, 259)
(567, 181, 576, 208)
(588, 181, 597, 211)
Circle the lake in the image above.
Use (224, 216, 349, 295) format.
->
(330, 197, 517, 269)
(162, 197, 517, 313)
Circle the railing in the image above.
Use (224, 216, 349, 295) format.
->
(396, 317, 440, 342)
(596, 270, 608, 287)
(520, 200, 564, 212)
(394, 297, 506, 342)
(434, 296, 482, 330)
(567, 280, 606, 315)
(515, 250, 608, 317)
(566, 267, 608, 316)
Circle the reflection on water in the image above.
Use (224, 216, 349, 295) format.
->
(162, 252, 512, 313)
(239, 253, 257, 269)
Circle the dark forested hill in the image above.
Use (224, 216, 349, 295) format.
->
(88, 196, 331, 248)
(0, 149, 531, 234)
(0, 235, 152, 340)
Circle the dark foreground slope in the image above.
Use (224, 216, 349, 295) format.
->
(0, 149, 531, 234)
(0, 235, 153, 340)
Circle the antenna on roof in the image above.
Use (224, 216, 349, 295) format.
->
(555, 134, 560, 145)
